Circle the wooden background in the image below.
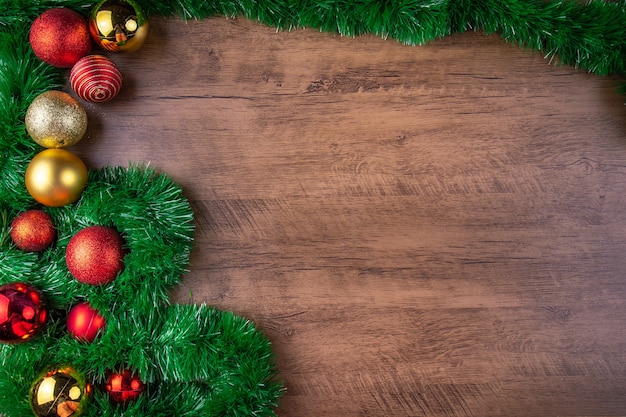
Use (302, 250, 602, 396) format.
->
(70, 16, 626, 417)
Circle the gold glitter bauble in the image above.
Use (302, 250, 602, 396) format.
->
(25, 149, 88, 207)
(25, 91, 88, 148)
(89, 0, 150, 53)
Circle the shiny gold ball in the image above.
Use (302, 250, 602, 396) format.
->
(25, 149, 88, 207)
(30, 367, 90, 417)
(89, 0, 149, 53)
(25, 91, 87, 148)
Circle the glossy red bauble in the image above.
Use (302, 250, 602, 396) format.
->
(10, 210, 56, 252)
(67, 302, 106, 342)
(0, 283, 47, 343)
(29, 8, 92, 68)
(66, 226, 126, 286)
(105, 369, 145, 404)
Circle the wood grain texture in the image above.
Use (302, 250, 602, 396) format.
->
(71, 16, 626, 416)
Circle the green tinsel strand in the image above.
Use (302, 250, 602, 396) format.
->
(0, 0, 93, 26)
(0, 305, 282, 417)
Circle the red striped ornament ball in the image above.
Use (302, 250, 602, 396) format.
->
(70, 55, 123, 103)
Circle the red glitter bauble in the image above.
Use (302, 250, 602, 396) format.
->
(67, 302, 106, 342)
(70, 55, 123, 103)
(66, 226, 126, 286)
(29, 8, 92, 68)
(105, 369, 145, 404)
(0, 283, 47, 344)
(10, 210, 56, 252)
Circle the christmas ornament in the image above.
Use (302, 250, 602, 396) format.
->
(30, 367, 90, 417)
(10, 210, 56, 252)
(70, 55, 123, 103)
(89, 0, 150, 53)
(105, 369, 145, 404)
(25, 90, 88, 148)
(24, 149, 88, 207)
(66, 226, 126, 285)
(29, 8, 92, 68)
(67, 302, 106, 342)
(0, 282, 47, 343)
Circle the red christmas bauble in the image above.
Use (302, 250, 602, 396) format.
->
(0, 283, 47, 343)
(10, 210, 56, 252)
(67, 302, 106, 342)
(66, 226, 126, 286)
(105, 369, 145, 404)
(70, 55, 123, 103)
(29, 8, 92, 68)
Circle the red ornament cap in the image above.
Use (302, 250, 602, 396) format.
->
(29, 8, 92, 68)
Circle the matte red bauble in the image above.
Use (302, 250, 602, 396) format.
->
(29, 8, 92, 68)
(70, 55, 123, 103)
(105, 369, 145, 404)
(0, 283, 47, 343)
(66, 226, 126, 286)
(67, 302, 106, 342)
(10, 210, 56, 252)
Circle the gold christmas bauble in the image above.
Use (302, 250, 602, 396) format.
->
(25, 91, 88, 148)
(89, 0, 150, 53)
(30, 366, 90, 417)
(25, 149, 88, 207)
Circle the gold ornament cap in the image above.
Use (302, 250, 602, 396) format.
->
(25, 149, 88, 207)
(25, 91, 88, 148)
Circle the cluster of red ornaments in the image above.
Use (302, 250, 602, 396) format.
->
(4, 3, 152, 411)
(6, 210, 125, 339)
(5, 209, 132, 405)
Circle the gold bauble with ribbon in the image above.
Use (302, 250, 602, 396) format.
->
(25, 149, 88, 207)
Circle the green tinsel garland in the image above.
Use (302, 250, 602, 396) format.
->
(1, 0, 625, 416)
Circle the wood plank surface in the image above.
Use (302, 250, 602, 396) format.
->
(70, 16, 626, 417)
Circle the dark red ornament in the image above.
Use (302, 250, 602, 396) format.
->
(29, 8, 92, 68)
(67, 302, 106, 342)
(10, 210, 56, 252)
(66, 226, 126, 286)
(0, 283, 47, 343)
(105, 369, 145, 404)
